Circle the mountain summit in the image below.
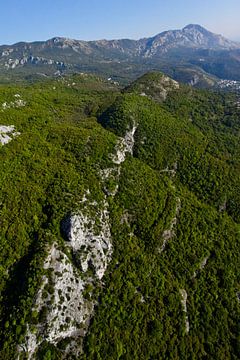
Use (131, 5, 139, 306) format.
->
(0, 24, 240, 85)
(182, 23, 238, 49)
(143, 24, 240, 57)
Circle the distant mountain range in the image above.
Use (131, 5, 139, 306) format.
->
(1, 24, 240, 86)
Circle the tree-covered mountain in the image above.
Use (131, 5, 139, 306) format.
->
(0, 71, 240, 359)
(1, 25, 240, 87)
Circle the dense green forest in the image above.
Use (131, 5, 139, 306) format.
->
(0, 72, 240, 359)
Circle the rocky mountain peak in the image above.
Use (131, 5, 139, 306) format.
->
(183, 24, 209, 33)
(125, 72, 180, 102)
(143, 24, 240, 58)
(181, 24, 239, 49)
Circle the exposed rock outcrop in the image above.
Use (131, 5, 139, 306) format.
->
(179, 289, 190, 334)
(0, 125, 20, 145)
(19, 124, 137, 358)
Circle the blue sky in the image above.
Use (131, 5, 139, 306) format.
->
(1, 0, 240, 44)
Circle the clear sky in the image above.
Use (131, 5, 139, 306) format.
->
(1, 0, 240, 44)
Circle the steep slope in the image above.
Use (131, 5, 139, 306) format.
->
(143, 24, 240, 58)
(124, 72, 180, 102)
(84, 76, 240, 360)
(0, 74, 120, 358)
(0, 72, 240, 359)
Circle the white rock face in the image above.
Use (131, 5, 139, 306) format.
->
(65, 201, 112, 280)
(19, 125, 138, 358)
(160, 162, 178, 178)
(199, 256, 208, 270)
(1, 48, 13, 57)
(22, 243, 93, 358)
(100, 124, 137, 195)
(111, 125, 137, 164)
(160, 197, 181, 252)
(4, 56, 62, 69)
(20, 195, 113, 358)
(179, 289, 190, 334)
(0, 125, 20, 145)
(193, 256, 209, 278)
(2, 97, 26, 110)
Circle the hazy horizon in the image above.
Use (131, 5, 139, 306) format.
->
(1, 0, 240, 44)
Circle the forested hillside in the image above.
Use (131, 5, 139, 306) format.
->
(0, 72, 240, 359)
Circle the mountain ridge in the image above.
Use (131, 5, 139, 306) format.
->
(1, 24, 240, 86)
(0, 71, 240, 359)
(3, 24, 240, 48)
